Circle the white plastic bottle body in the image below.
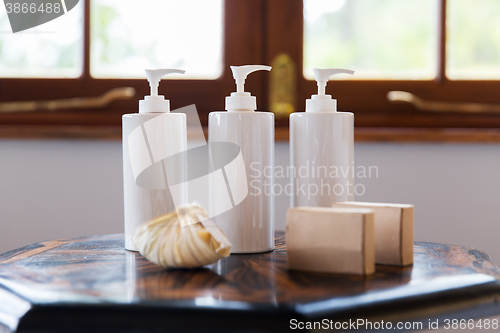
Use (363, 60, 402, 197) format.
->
(208, 111, 275, 253)
(290, 111, 354, 207)
(122, 112, 187, 251)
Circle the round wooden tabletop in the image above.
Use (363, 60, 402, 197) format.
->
(1, 233, 500, 332)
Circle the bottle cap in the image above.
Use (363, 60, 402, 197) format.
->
(225, 65, 272, 112)
(305, 68, 354, 113)
(139, 69, 185, 113)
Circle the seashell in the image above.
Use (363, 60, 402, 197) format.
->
(132, 203, 231, 268)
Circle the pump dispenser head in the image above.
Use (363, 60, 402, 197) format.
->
(225, 65, 272, 112)
(306, 68, 354, 113)
(139, 68, 185, 113)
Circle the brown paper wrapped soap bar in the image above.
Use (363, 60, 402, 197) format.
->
(332, 202, 414, 266)
(286, 207, 375, 276)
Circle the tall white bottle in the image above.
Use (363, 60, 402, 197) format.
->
(290, 68, 355, 208)
(123, 69, 187, 251)
(209, 65, 274, 253)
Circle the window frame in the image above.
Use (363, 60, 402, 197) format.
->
(2, 0, 500, 141)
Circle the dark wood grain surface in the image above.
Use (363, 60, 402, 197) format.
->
(1, 233, 500, 332)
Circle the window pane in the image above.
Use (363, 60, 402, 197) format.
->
(303, 0, 438, 80)
(0, 1, 83, 78)
(90, 0, 223, 79)
(447, 0, 500, 80)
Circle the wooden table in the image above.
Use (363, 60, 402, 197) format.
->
(1, 233, 500, 332)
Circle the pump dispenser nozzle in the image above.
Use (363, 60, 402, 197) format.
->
(306, 68, 354, 113)
(140, 68, 185, 113)
(226, 65, 272, 112)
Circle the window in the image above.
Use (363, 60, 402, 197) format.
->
(0, 1, 83, 78)
(2, 0, 500, 139)
(303, 0, 437, 80)
(447, 0, 500, 79)
(90, 0, 223, 79)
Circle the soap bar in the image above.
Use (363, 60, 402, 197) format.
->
(286, 207, 375, 276)
(332, 202, 414, 266)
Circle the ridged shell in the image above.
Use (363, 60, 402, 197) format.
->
(132, 203, 231, 268)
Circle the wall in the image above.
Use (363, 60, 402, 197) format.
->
(1, 139, 500, 263)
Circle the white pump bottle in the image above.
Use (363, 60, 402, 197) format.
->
(122, 69, 187, 251)
(209, 65, 274, 253)
(290, 68, 355, 208)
